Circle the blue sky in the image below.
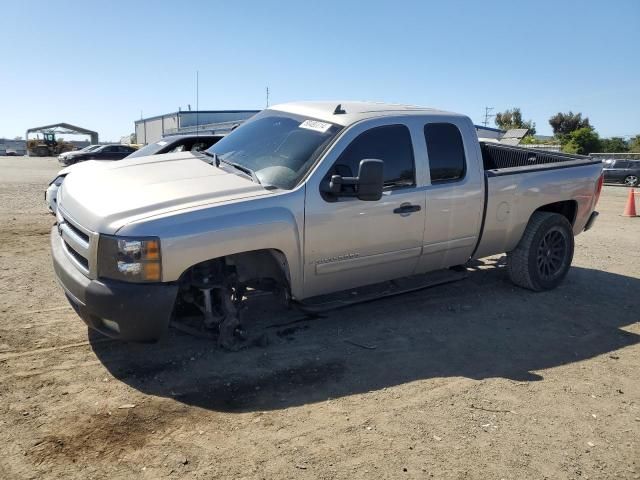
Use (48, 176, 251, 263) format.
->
(0, 0, 638, 141)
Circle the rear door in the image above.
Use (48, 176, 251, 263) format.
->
(416, 120, 484, 272)
(303, 120, 426, 298)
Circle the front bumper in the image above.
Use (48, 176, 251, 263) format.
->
(51, 226, 178, 341)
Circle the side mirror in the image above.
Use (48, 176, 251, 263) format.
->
(354, 159, 384, 201)
(322, 159, 384, 201)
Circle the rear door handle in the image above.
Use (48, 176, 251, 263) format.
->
(393, 204, 421, 214)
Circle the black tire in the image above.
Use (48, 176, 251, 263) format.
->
(507, 212, 574, 291)
(624, 175, 639, 187)
(36, 146, 49, 157)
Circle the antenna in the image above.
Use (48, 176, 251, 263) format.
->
(196, 70, 199, 137)
(266, 86, 270, 108)
(334, 104, 346, 115)
(482, 106, 494, 127)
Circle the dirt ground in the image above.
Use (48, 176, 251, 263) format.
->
(0, 156, 638, 480)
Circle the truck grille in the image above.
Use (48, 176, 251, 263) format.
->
(65, 220, 89, 243)
(56, 207, 97, 278)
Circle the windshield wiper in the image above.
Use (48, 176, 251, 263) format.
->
(219, 158, 261, 185)
(202, 150, 220, 166)
(201, 151, 261, 185)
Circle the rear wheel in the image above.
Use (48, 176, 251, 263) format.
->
(507, 212, 574, 291)
(624, 175, 639, 187)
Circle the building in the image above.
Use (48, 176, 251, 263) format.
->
(475, 125, 504, 140)
(135, 110, 259, 144)
(1, 138, 91, 156)
(0, 138, 27, 155)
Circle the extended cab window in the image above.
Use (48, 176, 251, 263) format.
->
(333, 125, 415, 188)
(424, 123, 466, 183)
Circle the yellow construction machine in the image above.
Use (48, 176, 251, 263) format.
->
(26, 132, 74, 157)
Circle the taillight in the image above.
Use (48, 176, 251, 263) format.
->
(594, 173, 604, 206)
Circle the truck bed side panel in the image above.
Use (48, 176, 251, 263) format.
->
(473, 163, 602, 259)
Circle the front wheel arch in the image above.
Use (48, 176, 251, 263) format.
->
(177, 248, 292, 293)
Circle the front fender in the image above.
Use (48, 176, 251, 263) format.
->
(118, 190, 305, 298)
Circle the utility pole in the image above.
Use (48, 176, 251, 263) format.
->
(483, 106, 494, 127)
(266, 86, 270, 108)
(196, 71, 199, 136)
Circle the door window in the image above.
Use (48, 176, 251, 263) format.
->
(424, 123, 466, 183)
(330, 125, 415, 189)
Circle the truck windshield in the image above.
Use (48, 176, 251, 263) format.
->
(205, 110, 342, 189)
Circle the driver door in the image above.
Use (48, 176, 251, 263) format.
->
(303, 122, 426, 298)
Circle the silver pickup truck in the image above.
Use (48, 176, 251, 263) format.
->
(51, 101, 603, 346)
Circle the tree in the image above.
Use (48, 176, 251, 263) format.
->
(562, 128, 601, 155)
(628, 135, 640, 153)
(599, 137, 629, 153)
(495, 108, 536, 135)
(548, 112, 591, 137)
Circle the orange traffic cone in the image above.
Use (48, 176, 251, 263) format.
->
(622, 188, 637, 217)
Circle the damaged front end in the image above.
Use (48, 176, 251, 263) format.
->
(171, 251, 291, 349)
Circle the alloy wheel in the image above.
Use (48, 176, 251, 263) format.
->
(536, 228, 568, 281)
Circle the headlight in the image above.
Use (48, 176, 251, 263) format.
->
(51, 175, 66, 187)
(98, 235, 161, 282)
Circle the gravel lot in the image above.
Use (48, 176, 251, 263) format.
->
(0, 156, 638, 479)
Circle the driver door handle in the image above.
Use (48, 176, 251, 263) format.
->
(393, 204, 421, 214)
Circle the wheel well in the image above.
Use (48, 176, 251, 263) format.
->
(179, 249, 291, 291)
(227, 249, 291, 288)
(535, 200, 577, 226)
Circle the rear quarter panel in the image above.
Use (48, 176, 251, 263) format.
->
(473, 162, 602, 259)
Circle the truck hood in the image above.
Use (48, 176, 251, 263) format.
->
(58, 152, 272, 233)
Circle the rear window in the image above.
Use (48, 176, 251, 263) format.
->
(424, 123, 466, 183)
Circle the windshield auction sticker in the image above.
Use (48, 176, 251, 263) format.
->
(299, 120, 332, 133)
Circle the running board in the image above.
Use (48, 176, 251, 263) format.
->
(295, 268, 468, 314)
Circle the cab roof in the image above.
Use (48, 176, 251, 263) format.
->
(270, 101, 466, 126)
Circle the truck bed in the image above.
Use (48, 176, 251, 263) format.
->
(480, 142, 598, 173)
(472, 142, 603, 261)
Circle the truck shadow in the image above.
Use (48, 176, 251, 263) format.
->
(90, 260, 640, 412)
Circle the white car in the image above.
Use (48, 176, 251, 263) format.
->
(46, 135, 225, 213)
(45, 161, 104, 214)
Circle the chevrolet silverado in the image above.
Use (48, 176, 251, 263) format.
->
(50, 101, 603, 347)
